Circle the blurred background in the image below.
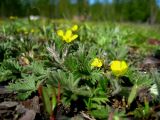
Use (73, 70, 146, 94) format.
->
(0, 0, 160, 24)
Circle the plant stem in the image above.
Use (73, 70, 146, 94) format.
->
(58, 81, 61, 104)
(38, 85, 42, 97)
(50, 114, 55, 120)
(112, 77, 121, 96)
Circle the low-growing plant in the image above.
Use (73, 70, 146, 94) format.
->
(0, 19, 160, 120)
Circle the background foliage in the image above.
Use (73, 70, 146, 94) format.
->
(0, 0, 160, 23)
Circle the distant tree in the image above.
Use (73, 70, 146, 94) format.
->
(0, 0, 160, 23)
(36, 0, 50, 17)
(90, 0, 104, 20)
(58, 0, 70, 18)
(112, 0, 156, 22)
(0, 0, 25, 17)
(148, 0, 158, 24)
(77, 0, 89, 16)
(112, 0, 124, 21)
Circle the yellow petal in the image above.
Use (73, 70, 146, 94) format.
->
(121, 61, 128, 70)
(111, 61, 121, 71)
(57, 30, 64, 37)
(70, 34, 78, 42)
(64, 39, 71, 43)
(91, 58, 103, 68)
(71, 25, 78, 31)
(65, 30, 72, 38)
(110, 60, 128, 77)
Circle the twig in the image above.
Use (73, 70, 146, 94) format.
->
(62, 47, 68, 62)
(108, 112, 114, 120)
(80, 111, 96, 120)
(47, 45, 60, 63)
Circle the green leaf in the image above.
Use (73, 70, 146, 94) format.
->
(0, 70, 13, 82)
(7, 75, 36, 91)
(144, 100, 150, 116)
(91, 71, 102, 85)
(29, 61, 45, 75)
(0, 59, 22, 82)
(17, 91, 33, 100)
(128, 85, 138, 105)
(92, 97, 108, 104)
(42, 86, 52, 115)
(64, 55, 78, 72)
(46, 85, 57, 111)
(90, 108, 109, 119)
(47, 84, 56, 96)
(51, 95, 57, 111)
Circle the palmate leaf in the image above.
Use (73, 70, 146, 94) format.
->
(0, 59, 22, 82)
(135, 73, 153, 87)
(6, 75, 37, 100)
(99, 76, 109, 91)
(127, 68, 153, 87)
(71, 86, 92, 97)
(72, 49, 92, 81)
(49, 70, 92, 106)
(63, 54, 78, 72)
(84, 87, 108, 111)
(2, 41, 20, 58)
(116, 46, 128, 60)
(91, 71, 103, 85)
(48, 70, 80, 90)
(59, 72, 86, 95)
(50, 70, 67, 86)
(1, 59, 21, 72)
(0, 70, 13, 82)
(91, 108, 108, 119)
(87, 45, 98, 59)
(17, 91, 33, 100)
(91, 97, 108, 104)
(7, 75, 36, 91)
(27, 61, 46, 75)
(63, 73, 91, 97)
(127, 69, 153, 105)
(89, 89, 108, 108)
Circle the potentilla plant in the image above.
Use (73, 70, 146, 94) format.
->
(1, 19, 160, 120)
(45, 24, 112, 119)
(43, 24, 80, 119)
(109, 60, 128, 95)
(46, 24, 133, 119)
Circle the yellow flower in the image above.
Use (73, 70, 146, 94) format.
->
(110, 60, 128, 77)
(91, 58, 103, 68)
(30, 29, 35, 33)
(71, 25, 78, 31)
(9, 16, 18, 20)
(57, 29, 78, 43)
(57, 30, 64, 37)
